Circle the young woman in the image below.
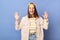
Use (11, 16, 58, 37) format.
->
(14, 2, 48, 40)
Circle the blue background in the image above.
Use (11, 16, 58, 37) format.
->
(0, 0, 60, 40)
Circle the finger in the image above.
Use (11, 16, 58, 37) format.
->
(44, 12, 48, 16)
(44, 11, 48, 19)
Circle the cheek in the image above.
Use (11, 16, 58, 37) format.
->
(29, 8, 31, 12)
(33, 9, 35, 12)
(29, 8, 35, 12)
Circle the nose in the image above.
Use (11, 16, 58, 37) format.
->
(30, 8, 33, 12)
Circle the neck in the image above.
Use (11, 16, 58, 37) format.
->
(31, 14, 34, 18)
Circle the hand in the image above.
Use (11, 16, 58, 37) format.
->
(14, 12, 19, 20)
(43, 11, 48, 19)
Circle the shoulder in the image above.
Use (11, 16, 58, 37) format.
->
(22, 15, 28, 19)
(21, 15, 28, 21)
(38, 16, 43, 20)
(37, 16, 43, 22)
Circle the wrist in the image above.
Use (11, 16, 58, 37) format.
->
(15, 19, 19, 21)
(44, 18, 48, 22)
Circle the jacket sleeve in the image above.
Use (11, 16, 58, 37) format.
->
(15, 17, 25, 30)
(40, 17, 49, 30)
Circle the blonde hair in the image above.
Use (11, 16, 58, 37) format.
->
(28, 2, 36, 7)
(28, 2, 39, 18)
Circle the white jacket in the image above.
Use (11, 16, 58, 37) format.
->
(15, 15, 48, 40)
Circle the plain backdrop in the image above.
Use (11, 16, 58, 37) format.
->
(0, 0, 60, 40)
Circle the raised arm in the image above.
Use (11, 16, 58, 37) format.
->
(43, 11, 48, 30)
(14, 12, 20, 30)
(14, 12, 25, 30)
(40, 11, 49, 30)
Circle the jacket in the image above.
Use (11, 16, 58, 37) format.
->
(15, 15, 48, 40)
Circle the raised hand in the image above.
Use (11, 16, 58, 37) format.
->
(14, 12, 19, 20)
(43, 11, 48, 19)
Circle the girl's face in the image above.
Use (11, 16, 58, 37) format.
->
(28, 4, 35, 15)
